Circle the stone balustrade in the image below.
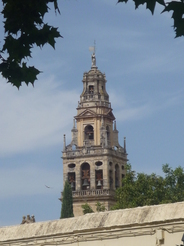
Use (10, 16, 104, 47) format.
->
(79, 99, 111, 108)
(60, 189, 115, 199)
(63, 146, 125, 159)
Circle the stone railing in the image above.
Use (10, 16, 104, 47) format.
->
(60, 189, 115, 199)
(63, 147, 126, 159)
(79, 98, 111, 108)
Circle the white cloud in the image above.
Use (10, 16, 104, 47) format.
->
(0, 76, 79, 157)
(116, 104, 150, 121)
(126, 51, 183, 75)
(110, 88, 184, 122)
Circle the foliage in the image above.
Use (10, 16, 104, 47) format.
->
(162, 164, 184, 202)
(81, 203, 94, 214)
(1, 0, 184, 88)
(117, 0, 184, 38)
(112, 163, 184, 210)
(82, 202, 106, 214)
(96, 202, 106, 212)
(60, 181, 74, 219)
(0, 0, 61, 88)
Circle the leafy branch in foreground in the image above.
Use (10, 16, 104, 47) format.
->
(117, 0, 184, 38)
(0, 0, 62, 88)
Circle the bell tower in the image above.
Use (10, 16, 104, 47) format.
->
(61, 52, 128, 216)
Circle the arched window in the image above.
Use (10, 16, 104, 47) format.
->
(89, 85, 94, 94)
(81, 162, 90, 190)
(68, 172, 75, 191)
(85, 125, 94, 140)
(115, 164, 120, 189)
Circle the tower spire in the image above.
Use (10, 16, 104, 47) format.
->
(63, 134, 66, 151)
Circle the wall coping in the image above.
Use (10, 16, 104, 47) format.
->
(1, 202, 184, 243)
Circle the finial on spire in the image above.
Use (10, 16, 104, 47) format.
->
(89, 40, 97, 69)
(94, 40, 96, 54)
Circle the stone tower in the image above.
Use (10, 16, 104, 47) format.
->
(61, 52, 128, 216)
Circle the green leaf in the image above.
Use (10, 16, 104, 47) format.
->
(1, 0, 62, 87)
(118, 0, 165, 14)
(117, 0, 129, 4)
(0, 60, 40, 88)
(2, 35, 32, 62)
(162, 1, 184, 37)
(21, 63, 40, 86)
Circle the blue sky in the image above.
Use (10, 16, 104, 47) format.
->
(0, 0, 184, 226)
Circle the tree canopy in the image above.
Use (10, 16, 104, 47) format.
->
(112, 163, 184, 210)
(60, 180, 74, 219)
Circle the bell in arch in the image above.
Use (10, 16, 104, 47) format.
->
(97, 180, 102, 187)
(82, 179, 89, 186)
(71, 182, 75, 189)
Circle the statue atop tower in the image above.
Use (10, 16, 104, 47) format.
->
(91, 52, 96, 68)
(90, 40, 97, 69)
(60, 52, 128, 216)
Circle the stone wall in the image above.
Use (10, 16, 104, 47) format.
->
(1, 202, 184, 246)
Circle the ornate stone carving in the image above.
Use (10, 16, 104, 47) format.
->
(21, 215, 35, 224)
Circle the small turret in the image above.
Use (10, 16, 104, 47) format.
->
(63, 134, 66, 151)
